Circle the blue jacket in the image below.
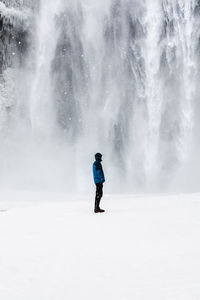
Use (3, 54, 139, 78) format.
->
(93, 160, 105, 184)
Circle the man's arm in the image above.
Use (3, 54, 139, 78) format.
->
(97, 168, 105, 183)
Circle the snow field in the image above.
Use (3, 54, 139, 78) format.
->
(0, 192, 200, 300)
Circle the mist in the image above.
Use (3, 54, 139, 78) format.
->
(0, 0, 200, 193)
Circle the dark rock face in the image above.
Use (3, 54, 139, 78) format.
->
(0, 1, 32, 72)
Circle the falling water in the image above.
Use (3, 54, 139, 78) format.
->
(0, 0, 200, 192)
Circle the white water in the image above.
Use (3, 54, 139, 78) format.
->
(0, 0, 200, 192)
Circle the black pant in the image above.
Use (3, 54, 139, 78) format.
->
(95, 182, 103, 210)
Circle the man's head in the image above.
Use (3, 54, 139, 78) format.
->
(95, 152, 102, 162)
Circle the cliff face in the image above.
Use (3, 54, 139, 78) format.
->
(0, 0, 35, 133)
(0, 1, 33, 72)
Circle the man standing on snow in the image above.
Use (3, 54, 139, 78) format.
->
(93, 153, 105, 213)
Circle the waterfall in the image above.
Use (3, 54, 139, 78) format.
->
(0, 0, 200, 192)
(29, 0, 62, 137)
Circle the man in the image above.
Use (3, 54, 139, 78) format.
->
(93, 153, 105, 213)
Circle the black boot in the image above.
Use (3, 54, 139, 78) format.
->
(94, 208, 105, 213)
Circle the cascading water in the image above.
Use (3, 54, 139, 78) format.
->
(0, 0, 200, 192)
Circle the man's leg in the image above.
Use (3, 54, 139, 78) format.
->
(95, 183, 103, 211)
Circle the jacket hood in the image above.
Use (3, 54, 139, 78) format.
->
(95, 153, 102, 162)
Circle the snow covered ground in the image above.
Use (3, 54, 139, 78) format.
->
(0, 191, 200, 300)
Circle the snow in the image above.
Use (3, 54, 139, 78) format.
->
(0, 191, 200, 300)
